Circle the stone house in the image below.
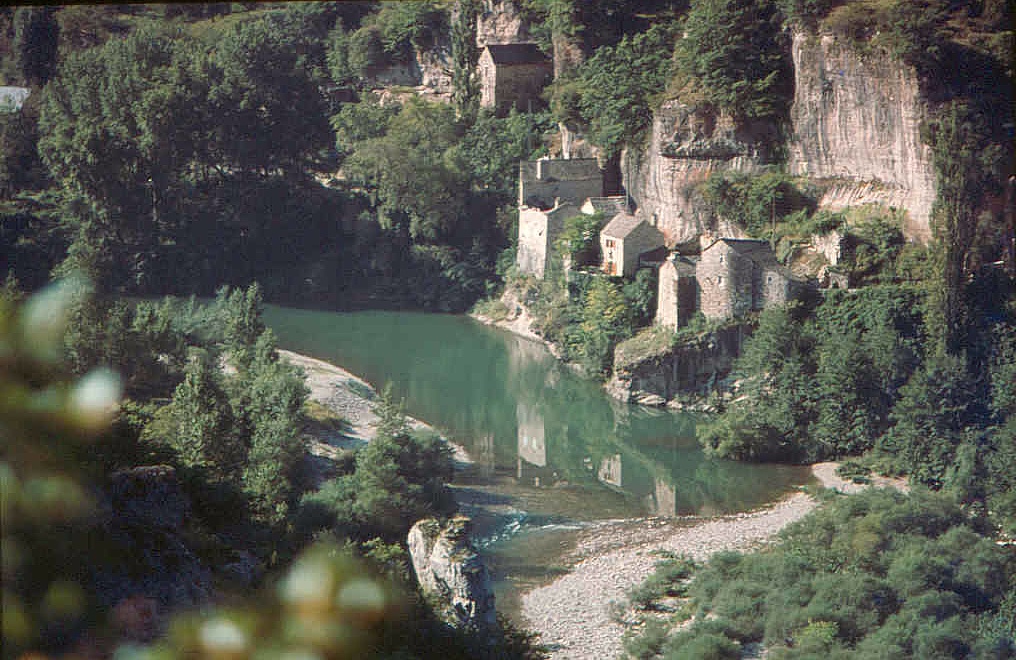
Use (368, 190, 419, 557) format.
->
(516, 200, 579, 278)
(600, 212, 666, 278)
(518, 158, 602, 209)
(479, 43, 552, 114)
(657, 238, 803, 328)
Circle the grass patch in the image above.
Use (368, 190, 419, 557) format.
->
(629, 555, 697, 611)
(302, 400, 350, 434)
(472, 296, 509, 322)
(614, 326, 675, 366)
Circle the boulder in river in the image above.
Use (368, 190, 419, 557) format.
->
(408, 516, 497, 632)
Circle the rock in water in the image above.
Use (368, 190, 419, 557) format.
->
(408, 516, 497, 631)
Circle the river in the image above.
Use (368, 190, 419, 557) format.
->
(263, 306, 810, 618)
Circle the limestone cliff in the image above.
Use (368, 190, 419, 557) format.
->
(408, 516, 497, 632)
(476, 0, 531, 47)
(787, 32, 936, 242)
(626, 32, 937, 247)
(626, 102, 776, 246)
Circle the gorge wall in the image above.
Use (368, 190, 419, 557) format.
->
(787, 32, 936, 242)
(626, 31, 937, 246)
(626, 102, 773, 246)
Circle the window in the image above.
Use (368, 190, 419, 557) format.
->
(719, 255, 724, 263)
(605, 239, 616, 248)
(717, 276, 722, 284)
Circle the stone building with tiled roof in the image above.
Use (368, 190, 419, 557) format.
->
(657, 239, 806, 328)
(600, 213, 666, 278)
(479, 43, 552, 114)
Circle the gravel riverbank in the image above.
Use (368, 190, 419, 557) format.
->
(519, 492, 818, 659)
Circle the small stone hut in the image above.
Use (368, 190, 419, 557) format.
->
(697, 238, 797, 319)
(600, 213, 666, 278)
(657, 239, 804, 329)
(516, 200, 579, 278)
(479, 43, 552, 114)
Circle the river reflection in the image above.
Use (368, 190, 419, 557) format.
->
(263, 307, 809, 519)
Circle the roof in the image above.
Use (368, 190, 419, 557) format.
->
(665, 253, 698, 277)
(0, 87, 29, 112)
(601, 212, 645, 239)
(705, 238, 797, 276)
(483, 43, 550, 65)
(583, 196, 628, 216)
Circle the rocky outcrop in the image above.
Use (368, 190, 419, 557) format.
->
(608, 324, 751, 404)
(787, 32, 936, 242)
(91, 466, 214, 610)
(408, 516, 497, 631)
(476, 0, 531, 47)
(626, 102, 776, 246)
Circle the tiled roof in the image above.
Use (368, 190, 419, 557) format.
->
(601, 212, 644, 239)
(484, 43, 550, 65)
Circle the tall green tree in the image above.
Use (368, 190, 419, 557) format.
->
(206, 16, 331, 177)
(165, 349, 241, 480)
(38, 26, 204, 286)
(924, 102, 1002, 355)
(570, 23, 677, 156)
(13, 7, 59, 86)
(450, 0, 481, 120)
(343, 99, 467, 242)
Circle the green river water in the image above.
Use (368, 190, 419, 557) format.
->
(263, 306, 810, 614)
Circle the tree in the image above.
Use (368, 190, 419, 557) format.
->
(924, 102, 1002, 355)
(164, 350, 241, 480)
(13, 7, 59, 86)
(674, 0, 790, 121)
(303, 386, 455, 542)
(38, 26, 204, 287)
(343, 99, 467, 242)
(450, 0, 481, 120)
(240, 331, 308, 526)
(570, 23, 677, 156)
(218, 283, 266, 369)
(206, 16, 331, 177)
(880, 354, 975, 488)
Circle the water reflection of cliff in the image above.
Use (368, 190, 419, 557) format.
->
(264, 307, 809, 517)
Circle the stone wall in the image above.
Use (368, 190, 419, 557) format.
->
(656, 258, 697, 330)
(787, 32, 935, 242)
(518, 159, 602, 208)
(697, 242, 738, 320)
(618, 223, 666, 278)
(516, 202, 577, 278)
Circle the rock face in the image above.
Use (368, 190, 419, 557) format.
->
(91, 466, 214, 610)
(408, 516, 497, 631)
(608, 324, 751, 404)
(476, 0, 531, 47)
(787, 32, 936, 242)
(627, 102, 776, 246)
